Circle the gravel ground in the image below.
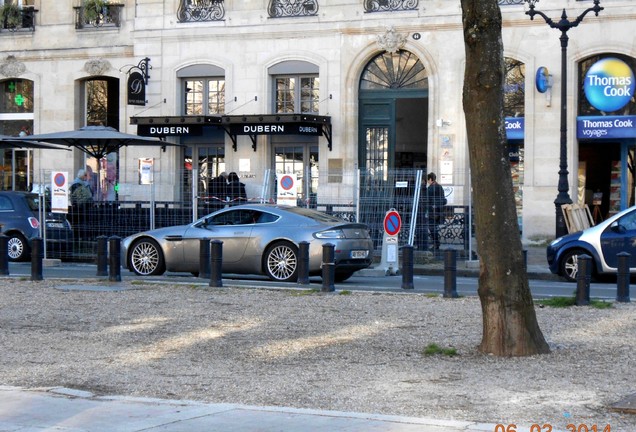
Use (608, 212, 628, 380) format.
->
(0, 278, 634, 431)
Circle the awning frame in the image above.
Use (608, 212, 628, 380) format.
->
(131, 114, 332, 151)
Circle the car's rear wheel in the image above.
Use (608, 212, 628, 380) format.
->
(7, 233, 29, 262)
(560, 249, 591, 282)
(129, 238, 166, 276)
(264, 241, 298, 282)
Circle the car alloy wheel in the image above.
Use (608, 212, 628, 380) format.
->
(129, 238, 166, 276)
(560, 249, 587, 282)
(265, 241, 298, 282)
(7, 233, 29, 261)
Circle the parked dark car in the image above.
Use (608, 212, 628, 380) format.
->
(0, 191, 73, 261)
(122, 204, 374, 282)
(547, 205, 636, 281)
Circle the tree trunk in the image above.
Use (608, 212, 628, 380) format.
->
(460, 0, 550, 356)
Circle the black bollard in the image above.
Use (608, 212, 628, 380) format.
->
(31, 237, 43, 281)
(321, 243, 335, 292)
(443, 249, 458, 298)
(297, 241, 310, 285)
(401, 245, 414, 289)
(199, 238, 211, 279)
(209, 240, 223, 287)
(575, 254, 591, 306)
(0, 234, 8, 276)
(522, 249, 528, 272)
(108, 236, 122, 282)
(616, 252, 631, 303)
(96, 236, 108, 276)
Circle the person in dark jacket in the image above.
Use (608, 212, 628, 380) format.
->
(208, 172, 228, 208)
(227, 172, 247, 205)
(424, 172, 446, 251)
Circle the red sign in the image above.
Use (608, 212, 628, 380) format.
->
(384, 210, 401, 236)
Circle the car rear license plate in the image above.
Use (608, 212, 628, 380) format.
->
(351, 250, 368, 259)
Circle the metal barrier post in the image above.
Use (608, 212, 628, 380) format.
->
(321, 243, 335, 292)
(443, 249, 458, 298)
(616, 252, 631, 303)
(522, 249, 528, 272)
(108, 236, 122, 282)
(401, 245, 414, 289)
(0, 234, 8, 276)
(297, 241, 310, 285)
(31, 237, 43, 281)
(575, 254, 591, 306)
(209, 240, 223, 287)
(199, 238, 211, 279)
(96, 236, 108, 276)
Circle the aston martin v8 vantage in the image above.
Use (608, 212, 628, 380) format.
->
(122, 204, 374, 282)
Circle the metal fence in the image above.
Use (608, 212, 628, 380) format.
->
(33, 168, 474, 262)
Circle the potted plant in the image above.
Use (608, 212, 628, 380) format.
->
(83, 0, 107, 23)
(0, 2, 22, 29)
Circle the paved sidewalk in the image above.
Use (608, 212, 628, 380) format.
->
(0, 386, 499, 432)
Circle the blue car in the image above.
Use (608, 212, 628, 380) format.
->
(547, 206, 636, 281)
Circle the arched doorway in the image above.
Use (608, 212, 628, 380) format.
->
(358, 49, 428, 176)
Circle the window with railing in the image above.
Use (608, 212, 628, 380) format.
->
(73, 1, 124, 29)
(363, 0, 418, 13)
(498, 0, 525, 5)
(268, 0, 319, 18)
(177, 0, 225, 23)
(0, 1, 37, 32)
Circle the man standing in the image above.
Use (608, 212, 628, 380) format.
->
(424, 172, 446, 251)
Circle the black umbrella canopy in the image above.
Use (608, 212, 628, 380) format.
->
(18, 125, 176, 159)
(0, 134, 71, 150)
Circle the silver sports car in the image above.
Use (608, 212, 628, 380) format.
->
(121, 204, 374, 282)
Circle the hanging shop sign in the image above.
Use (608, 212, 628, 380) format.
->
(136, 124, 203, 137)
(583, 57, 635, 113)
(127, 71, 146, 106)
(576, 115, 636, 139)
(229, 122, 323, 136)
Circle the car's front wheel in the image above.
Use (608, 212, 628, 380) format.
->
(264, 241, 298, 282)
(560, 249, 592, 282)
(7, 233, 29, 262)
(129, 238, 166, 276)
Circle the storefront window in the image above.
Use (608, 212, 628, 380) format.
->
(0, 78, 34, 191)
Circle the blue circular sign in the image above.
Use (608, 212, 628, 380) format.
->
(584, 57, 635, 113)
(54, 173, 66, 187)
(535, 66, 550, 93)
(280, 175, 294, 190)
(384, 211, 401, 236)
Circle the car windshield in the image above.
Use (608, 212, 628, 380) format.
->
(283, 206, 346, 223)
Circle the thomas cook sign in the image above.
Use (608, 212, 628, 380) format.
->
(127, 71, 146, 106)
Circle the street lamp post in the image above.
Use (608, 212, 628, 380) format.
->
(525, 0, 603, 238)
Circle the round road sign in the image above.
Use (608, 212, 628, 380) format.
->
(384, 210, 401, 236)
(280, 175, 294, 190)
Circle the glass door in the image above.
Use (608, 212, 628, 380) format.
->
(274, 144, 318, 206)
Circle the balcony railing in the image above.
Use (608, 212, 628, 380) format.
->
(268, 0, 319, 18)
(498, 0, 525, 5)
(177, 0, 225, 22)
(363, 0, 418, 13)
(73, 3, 124, 29)
(0, 6, 37, 32)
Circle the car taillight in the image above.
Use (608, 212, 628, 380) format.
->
(28, 217, 40, 229)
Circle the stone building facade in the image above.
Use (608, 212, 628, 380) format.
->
(0, 0, 634, 240)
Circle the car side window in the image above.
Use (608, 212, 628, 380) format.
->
(619, 212, 636, 231)
(257, 212, 278, 223)
(0, 196, 13, 211)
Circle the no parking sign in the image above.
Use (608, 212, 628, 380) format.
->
(384, 210, 401, 236)
(276, 173, 297, 206)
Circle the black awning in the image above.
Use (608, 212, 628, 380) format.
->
(131, 114, 332, 151)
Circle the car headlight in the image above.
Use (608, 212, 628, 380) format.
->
(314, 229, 345, 239)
